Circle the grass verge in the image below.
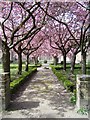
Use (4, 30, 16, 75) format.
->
(10, 64, 41, 81)
(51, 65, 76, 104)
(10, 67, 37, 94)
(51, 65, 75, 92)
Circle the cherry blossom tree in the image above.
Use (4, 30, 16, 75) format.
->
(40, 1, 90, 73)
(76, 1, 90, 74)
(31, 37, 60, 65)
(49, 23, 72, 70)
(42, 18, 73, 70)
(0, 1, 48, 77)
(0, 1, 90, 77)
(23, 33, 44, 71)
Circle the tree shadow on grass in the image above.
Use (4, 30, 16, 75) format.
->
(8, 101, 39, 111)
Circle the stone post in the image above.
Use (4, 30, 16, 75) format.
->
(76, 75, 90, 110)
(1, 72, 10, 110)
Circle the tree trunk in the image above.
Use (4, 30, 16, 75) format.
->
(63, 54, 66, 71)
(34, 57, 38, 65)
(25, 55, 29, 71)
(18, 52, 22, 75)
(54, 56, 58, 65)
(81, 52, 86, 74)
(2, 43, 11, 109)
(2, 43, 10, 76)
(10, 50, 13, 63)
(70, 53, 76, 74)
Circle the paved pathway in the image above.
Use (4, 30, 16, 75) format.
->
(2, 67, 88, 118)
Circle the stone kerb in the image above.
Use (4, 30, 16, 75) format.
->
(76, 74, 90, 110)
(0, 72, 10, 110)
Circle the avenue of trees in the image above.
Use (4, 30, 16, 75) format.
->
(0, 1, 90, 81)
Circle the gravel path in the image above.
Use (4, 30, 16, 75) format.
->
(2, 67, 88, 118)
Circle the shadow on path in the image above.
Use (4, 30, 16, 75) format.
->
(8, 101, 39, 111)
(2, 67, 88, 118)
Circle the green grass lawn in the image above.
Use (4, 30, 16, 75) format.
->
(10, 64, 27, 81)
(51, 63, 90, 104)
(50, 63, 90, 86)
(50, 63, 90, 75)
(0, 63, 37, 93)
(10, 66, 37, 93)
(0, 63, 38, 81)
(0, 64, 39, 80)
(66, 67, 90, 75)
(10, 64, 38, 81)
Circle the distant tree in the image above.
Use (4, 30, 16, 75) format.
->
(23, 33, 44, 71)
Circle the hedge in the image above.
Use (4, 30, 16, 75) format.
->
(51, 66, 75, 92)
(10, 67, 37, 94)
(30, 63, 42, 67)
(50, 63, 90, 70)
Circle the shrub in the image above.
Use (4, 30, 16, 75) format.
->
(61, 61, 63, 64)
(77, 107, 88, 115)
(44, 60, 47, 63)
(50, 63, 54, 65)
(10, 67, 37, 94)
(36, 63, 42, 67)
(70, 94, 76, 104)
(64, 80, 74, 91)
(55, 67, 62, 70)
(51, 65, 75, 92)
(30, 64, 42, 67)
